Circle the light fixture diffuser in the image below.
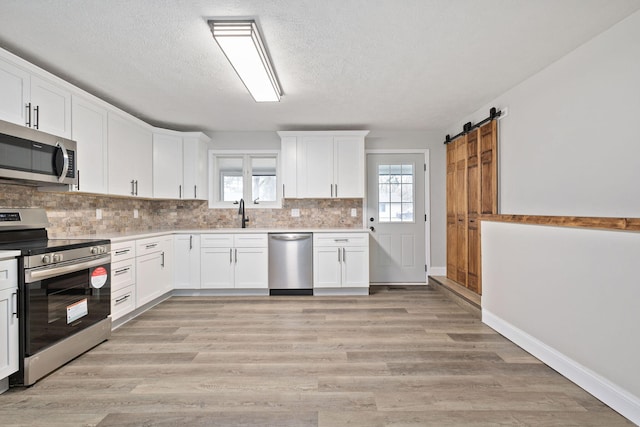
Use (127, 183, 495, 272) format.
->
(209, 20, 282, 102)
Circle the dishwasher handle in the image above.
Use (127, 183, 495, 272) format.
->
(269, 234, 312, 241)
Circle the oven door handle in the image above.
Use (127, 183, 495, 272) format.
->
(25, 256, 110, 283)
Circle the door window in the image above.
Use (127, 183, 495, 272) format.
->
(378, 164, 414, 223)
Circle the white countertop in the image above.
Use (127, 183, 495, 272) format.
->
(80, 228, 371, 243)
(0, 250, 21, 260)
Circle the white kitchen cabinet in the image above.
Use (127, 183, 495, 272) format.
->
(71, 95, 108, 194)
(200, 233, 268, 290)
(0, 58, 71, 138)
(277, 131, 368, 199)
(110, 241, 137, 321)
(182, 133, 210, 200)
(153, 130, 183, 199)
(174, 234, 201, 289)
(313, 233, 369, 290)
(0, 58, 30, 127)
(280, 136, 298, 198)
(0, 259, 18, 382)
(136, 236, 173, 307)
(108, 112, 153, 197)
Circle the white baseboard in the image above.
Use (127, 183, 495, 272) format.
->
(428, 266, 446, 276)
(483, 309, 640, 425)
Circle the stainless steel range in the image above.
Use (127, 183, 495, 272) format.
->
(0, 208, 111, 386)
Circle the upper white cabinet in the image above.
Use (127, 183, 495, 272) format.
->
(0, 58, 71, 138)
(108, 113, 153, 197)
(153, 130, 183, 199)
(71, 95, 108, 194)
(277, 131, 368, 199)
(152, 130, 209, 200)
(182, 133, 210, 200)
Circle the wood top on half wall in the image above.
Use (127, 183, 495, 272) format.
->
(481, 214, 640, 232)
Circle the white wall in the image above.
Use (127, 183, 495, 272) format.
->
(445, 10, 640, 217)
(482, 221, 640, 424)
(205, 129, 448, 270)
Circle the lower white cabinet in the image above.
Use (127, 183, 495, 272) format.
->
(136, 236, 173, 307)
(0, 258, 18, 381)
(313, 233, 369, 289)
(201, 233, 268, 289)
(174, 234, 200, 289)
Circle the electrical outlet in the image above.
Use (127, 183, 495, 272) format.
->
(96, 208, 102, 220)
(291, 208, 300, 217)
(351, 208, 357, 217)
(134, 209, 139, 219)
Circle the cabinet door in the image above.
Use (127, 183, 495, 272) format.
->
(0, 58, 30, 127)
(0, 286, 19, 379)
(201, 247, 234, 289)
(299, 136, 333, 198)
(174, 235, 200, 289)
(313, 247, 342, 288)
(280, 136, 297, 198)
(234, 247, 268, 289)
(334, 136, 364, 198)
(136, 251, 164, 307)
(30, 75, 71, 138)
(108, 113, 153, 197)
(153, 132, 183, 199)
(342, 247, 369, 288)
(71, 96, 108, 193)
(183, 135, 209, 200)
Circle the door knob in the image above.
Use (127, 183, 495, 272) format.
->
(369, 226, 375, 232)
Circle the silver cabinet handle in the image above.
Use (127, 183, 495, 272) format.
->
(229, 248, 233, 264)
(114, 267, 130, 276)
(34, 105, 39, 129)
(11, 291, 17, 321)
(115, 249, 130, 255)
(25, 102, 31, 127)
(194, 185, 197, 199)
(146, 243, 157, 249)
(283, 184, 285, 198)
(135, 180, 139, 196)
(338, 248, 341, 263)
(342, 247, 346, 262)
(189, 235, 193, 250)
(131, 180, 135, 196)
(234, 248, 238, 263)
(161, 252, 165, 267)
(330, 184, 333, 198)
(115, 294, 130, 305)
(335, 184, 338, 198)
(179, 185, 182, 199)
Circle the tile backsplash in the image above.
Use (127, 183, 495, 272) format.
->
(0, 183, 363, 237)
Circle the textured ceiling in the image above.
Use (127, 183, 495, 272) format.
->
(0, 0, 639, 132)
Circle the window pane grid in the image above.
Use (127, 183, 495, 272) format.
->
(378, 163, 414, 223)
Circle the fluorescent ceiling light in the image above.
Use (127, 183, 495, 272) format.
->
(209, 20, 282, 102)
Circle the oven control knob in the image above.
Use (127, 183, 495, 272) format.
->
(99, 246, 107, 254)
(90, 247, 98, 255)
(42, 255, 51, 264)
(53, 254, 63, 263)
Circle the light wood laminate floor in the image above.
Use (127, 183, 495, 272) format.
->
(1, 285, 632, 426)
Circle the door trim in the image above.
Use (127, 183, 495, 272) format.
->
(365, 149, 431, 282)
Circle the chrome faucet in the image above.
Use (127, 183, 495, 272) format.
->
(238, 198, 249, 228)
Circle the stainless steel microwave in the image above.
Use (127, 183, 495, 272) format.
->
(0, 118, 77, 186)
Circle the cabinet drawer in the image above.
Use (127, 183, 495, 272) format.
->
(111, 285, 136, 321)
(234, 233, 268, 247)
(111, 240, 136, 261)
(313, 233, 369, 247)
(136, 237, 166, 255)
(111, 259, 136, 292)
(0, 259, 17, 291)
(201, 234, 234, 248)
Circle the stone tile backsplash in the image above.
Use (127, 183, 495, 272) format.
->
(0, 183, 363, 237)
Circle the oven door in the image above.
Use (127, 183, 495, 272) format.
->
(23, 256, 110, 355)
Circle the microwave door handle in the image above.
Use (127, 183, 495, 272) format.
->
(56, 141, 70, 183)
(25, 255, 110, 283)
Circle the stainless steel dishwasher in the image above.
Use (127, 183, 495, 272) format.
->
(268, 233, 313, 295)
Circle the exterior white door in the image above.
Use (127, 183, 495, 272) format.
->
(367, 153, 427, 283)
